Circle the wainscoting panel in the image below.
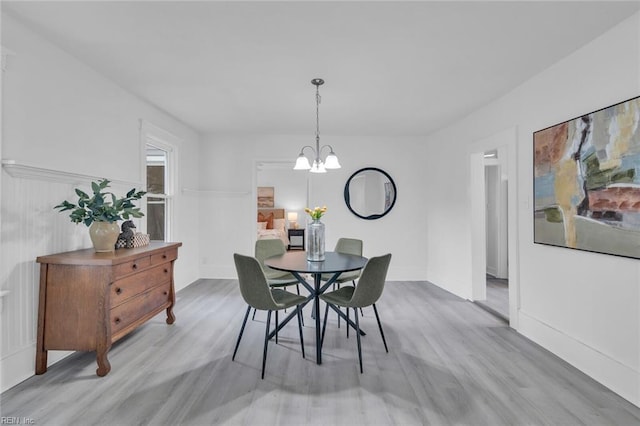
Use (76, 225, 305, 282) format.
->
(1, 174, 93, 391)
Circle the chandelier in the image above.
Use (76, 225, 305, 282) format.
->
(293, 78, 341, 173)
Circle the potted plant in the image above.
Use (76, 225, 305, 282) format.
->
(54, 179, 146, 252)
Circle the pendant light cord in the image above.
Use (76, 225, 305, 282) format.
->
(315, 84, 321, 159)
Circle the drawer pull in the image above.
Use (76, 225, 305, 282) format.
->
(132, 264, 137, 270)
(164, 268, 169, 274)
(164, 291, 168, 296)
(162, 254, 167, 259)
(114, 318, 121, 324)
(115, 287, 122, 295)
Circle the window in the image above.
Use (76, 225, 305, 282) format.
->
(140, 121, 177, 242)
(146, 147, 168, 241)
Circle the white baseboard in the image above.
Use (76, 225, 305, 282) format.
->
(1, 345, 72, 393)
(200, 265, 237, 279)
(518, 310, 639, 407)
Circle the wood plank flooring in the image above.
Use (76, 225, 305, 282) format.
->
(475, 276, 509, 321)
(2, 279, 639, 425)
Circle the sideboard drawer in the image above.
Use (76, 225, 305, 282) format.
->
(151, 248, 178, 266)
(110, 264, 172, 308)
(110, 283, 171, 337)
(113, 255, 151, 279)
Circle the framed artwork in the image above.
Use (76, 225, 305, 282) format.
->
(533, 95, 640, 259)
(257, 186, 274, 208)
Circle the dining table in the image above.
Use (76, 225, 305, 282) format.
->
(264, 250, 368, 364)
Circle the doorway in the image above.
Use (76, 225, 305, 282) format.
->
(253, 160, 309, 246)
(469, 128, 519, 328)
(476, 155, 509, 320)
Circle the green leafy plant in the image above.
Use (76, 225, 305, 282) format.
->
(54, 179, 146, 226)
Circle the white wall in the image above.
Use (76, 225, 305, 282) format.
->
(423, 13, 640, 405)
(0, 14, 201, 392)
(198, 134, 427, 281)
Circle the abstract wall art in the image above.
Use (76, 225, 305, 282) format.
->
(257, 186, 274, 208)
(534, 95, 640, 259)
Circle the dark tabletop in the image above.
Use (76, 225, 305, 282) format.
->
(265, 251, 367, 274)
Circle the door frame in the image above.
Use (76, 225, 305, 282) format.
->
(469, 127, 520, 328)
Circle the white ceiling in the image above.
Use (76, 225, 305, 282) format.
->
(3, 1, 640, 137)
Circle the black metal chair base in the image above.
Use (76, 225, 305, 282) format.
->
(233, 305, 305, 379)
(319, 302, 388, 374)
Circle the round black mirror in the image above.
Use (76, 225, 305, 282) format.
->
(344, 167, 397, 220)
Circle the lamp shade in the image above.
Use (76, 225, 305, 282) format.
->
(287, 212, 298, 222)
(324, 152, 341, 169)
(294, 154, 311, 170)
(310, 160, 326, 174)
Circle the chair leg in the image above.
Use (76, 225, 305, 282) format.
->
(346, 307, 350, 339)
(354, 307, 363, 374)
(292, 285, 302, 323)
(297, 306, 305, 359)
(332, 283, 341, 328)
(321, 301, 330, 350)
(353, 280, 364, 316)
(275, 310, 279, 344)
(252, 308, 257, 320)
(233, 306, 252, 361)
(262, 310, 272, 380)
(372, 303, 389, 353)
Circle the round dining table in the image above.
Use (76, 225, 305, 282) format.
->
(265, 250, 367, 364)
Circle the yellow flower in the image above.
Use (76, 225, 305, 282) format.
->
(305, 205, 327, 220)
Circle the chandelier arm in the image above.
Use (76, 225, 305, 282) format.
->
(298, 145, 317, 156)
(319, 144, 337, 155)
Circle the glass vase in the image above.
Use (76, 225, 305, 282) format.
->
(307, 218, 325, 261)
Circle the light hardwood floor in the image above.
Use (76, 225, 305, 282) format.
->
(2, 279, 639, 425)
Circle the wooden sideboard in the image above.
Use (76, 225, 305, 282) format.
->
(35, 241, 182, 377)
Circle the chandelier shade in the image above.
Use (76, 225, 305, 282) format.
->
(293, 78, 341, 173)
(294, 153, 311, 170)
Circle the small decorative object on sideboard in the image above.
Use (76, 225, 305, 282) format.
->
(115, 220, 151, 249)
(116, 220, 136, 249)
(132, 232, 150, 248)
(54, 179, 146, 252)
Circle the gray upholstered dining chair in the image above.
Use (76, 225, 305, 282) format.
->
(256, 239, 301, 291)
(253, 238, 302, 321)
(321, 238, 364, 326)
(321, 238, 363, 286)
(232, 253, 307, 379)
(319, 253, 392, 373)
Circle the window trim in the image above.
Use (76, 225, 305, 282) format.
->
(139, 120, 179, 241)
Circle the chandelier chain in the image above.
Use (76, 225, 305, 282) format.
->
(316, 86, 321, 140)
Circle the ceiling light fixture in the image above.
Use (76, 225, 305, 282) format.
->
(293, 78, 341, 173)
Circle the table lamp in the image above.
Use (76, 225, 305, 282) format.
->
(287, 211, 298, 229)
